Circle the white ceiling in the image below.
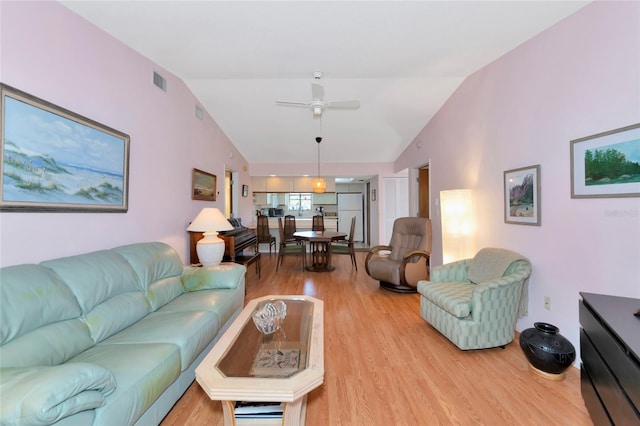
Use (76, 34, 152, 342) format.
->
(60, 1, 589, 165)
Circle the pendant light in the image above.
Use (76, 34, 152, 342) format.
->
(313, 136, 326, 193)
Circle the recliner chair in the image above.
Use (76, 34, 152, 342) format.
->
(365, 217, 432, 293)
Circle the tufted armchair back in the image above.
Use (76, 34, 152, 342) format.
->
(389, 217, 432, 261)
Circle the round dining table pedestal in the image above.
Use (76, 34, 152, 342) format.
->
(293, 230, 347, 272)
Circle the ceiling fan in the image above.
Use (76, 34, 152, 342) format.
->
(276, 72, 360, 117)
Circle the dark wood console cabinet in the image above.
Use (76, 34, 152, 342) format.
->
(579, 292, 640, 425)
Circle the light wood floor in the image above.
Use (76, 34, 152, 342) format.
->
(161, 251, 592, 426)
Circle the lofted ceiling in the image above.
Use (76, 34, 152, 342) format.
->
(60, 1, 589, 166)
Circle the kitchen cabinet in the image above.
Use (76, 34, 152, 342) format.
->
(336, 183, 363, 192)
(267, 177, 294, 192)
(252, 177, 267, 192)
(293, 176, 314, 192)
(313, 193, 337, 205)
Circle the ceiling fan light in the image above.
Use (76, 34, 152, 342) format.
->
(313, 178, 326, 193)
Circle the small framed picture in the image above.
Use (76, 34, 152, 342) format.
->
(570, 123, 640, 198)
(242, 184, 249, 197)
(504, 164, 541, 226)
(192, 168, 216, 201)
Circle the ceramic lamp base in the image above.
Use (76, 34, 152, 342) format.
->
(197, 232, 225, 266)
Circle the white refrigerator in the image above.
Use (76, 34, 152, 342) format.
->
(337, 193, 364, 242)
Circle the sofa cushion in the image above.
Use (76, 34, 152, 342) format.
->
(71, 343, 181, 426)
(84, 292, 151, 343)
(181, 264, 245, 291)
(41, 250, 143, 313)
(0, 363, 116, 426)
(41, 250, 151, 343)
(159, 288, 244, 327)
(113, 243, 185, 310)
(0, 320, 93, 368)
(417, 281, 475, 318)
(0, 264, 81, 345)
(101, 310, 219, 370)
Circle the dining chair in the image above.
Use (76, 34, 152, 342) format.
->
(256, 214, 276, 255)
(312, 215, 325, 231)
(283, 215, 297, 242)
(331, 216, 357, 270)
(277, 217, 306, 271)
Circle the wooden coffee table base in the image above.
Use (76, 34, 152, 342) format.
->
(220, 395, 307, 426)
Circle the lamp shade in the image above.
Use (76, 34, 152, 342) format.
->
(313, 178, 326, 193)
(186, 208, 233, 233)
(440, 189, 474, 264)
(186, 208, 233, 266)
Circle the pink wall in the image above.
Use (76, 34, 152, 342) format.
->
(0, 1, 255, 265)
(396, 1, 640, 355)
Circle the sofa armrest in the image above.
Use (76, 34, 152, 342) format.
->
(430, 259, 471, 282)
(0, 363, 116, 425)
(181, 263, 246, 291)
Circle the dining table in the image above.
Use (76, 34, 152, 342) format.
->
(293, 230, 347, 272)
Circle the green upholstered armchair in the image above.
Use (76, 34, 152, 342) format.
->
(417, 248, 531, 350)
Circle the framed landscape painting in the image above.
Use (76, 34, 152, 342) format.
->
(192, 168, 216, 201)
(571, 123, 640, 198)
(504, 164, 541, 226)
(0, 84, 130, 212)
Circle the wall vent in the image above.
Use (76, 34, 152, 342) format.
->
(195, 105, 204, 120)
(153, 71, 167, 92)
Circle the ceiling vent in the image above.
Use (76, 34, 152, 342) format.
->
(153, 71, 167, 92)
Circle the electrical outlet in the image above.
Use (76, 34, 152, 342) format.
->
(544, 296, 551, 311)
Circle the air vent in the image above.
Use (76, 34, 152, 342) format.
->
(153, 71, 167, 92)
(195, 105, 204, 120)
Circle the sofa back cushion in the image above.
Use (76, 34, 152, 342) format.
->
(41, 250, 150, 344)
(112, 242, 185, 311)
(0, 265, 93, 367)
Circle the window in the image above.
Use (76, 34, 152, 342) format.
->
(288, 193, 312, 212)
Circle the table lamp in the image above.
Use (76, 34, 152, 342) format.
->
(186, 208, 234, 266)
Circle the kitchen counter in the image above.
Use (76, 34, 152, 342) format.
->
(248, 217, 338, 251)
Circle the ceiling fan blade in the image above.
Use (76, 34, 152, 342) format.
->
(275, 101, 311, 107)
(325, 100, 360, 109)
(311, 83, 324, 101)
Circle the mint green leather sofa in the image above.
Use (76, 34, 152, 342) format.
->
(0, 242, 246, 426)
(417, 248, 531, 350)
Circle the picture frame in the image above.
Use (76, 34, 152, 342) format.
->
(570, 123, 640, 198)
(1, 84, 129, 212)
(192, 168, 217, 201)
(242, 184, 249, 197)
(504, 164, 541, 226)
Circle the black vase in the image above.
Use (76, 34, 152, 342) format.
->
(519, 322, 576, 375)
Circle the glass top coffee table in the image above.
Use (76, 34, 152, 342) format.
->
(195, 295, 324, 426)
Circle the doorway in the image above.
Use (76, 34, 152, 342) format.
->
(418, 165, 430, 218)
(225, 170, 233, 218)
